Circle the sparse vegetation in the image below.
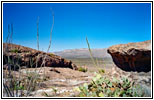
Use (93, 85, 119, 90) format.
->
(3, 9, 55, 97)
(77, 73, 145, 97)
(3, 55, 45, 97)
(75, 37, 146, 97)
(10, 49, 20, 53)
(78, 66, 88, 72)
(49, 53, 55, 56)
(98, 69, 105, 74)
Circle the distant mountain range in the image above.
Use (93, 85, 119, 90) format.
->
(53, 48, 111, 59)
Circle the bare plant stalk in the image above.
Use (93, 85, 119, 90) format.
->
(38, 9, 54, 69)
(47, 9, 54, 53)
(35, 16, 39, 69)
(5, 24, 10, 52)
(43, 8, 54, 78)
(6, 24, 10, 43)
(10, 23, 13, 49)
(27, 9, 54, 97)
(3, 24, 10, 97)
(3, 24, 24, 97)
(40, 9, 54, 68)
(86, 37, 100, 71)
(4, 9, 55, 97)
(3, 24, 13, 97)
(95, 58, 100, 68)
(10, 23, 16, 96)
(3, 83, 13, 97)
(37, 16, 39, 51)
(10, 23, 13, 43)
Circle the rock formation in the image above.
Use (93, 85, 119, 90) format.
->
(3, 43, 78, 70)
(107, 40, 151, 72)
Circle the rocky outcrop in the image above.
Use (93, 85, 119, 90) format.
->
(107, 40, 151, 72)
(3, 43, 78, 70)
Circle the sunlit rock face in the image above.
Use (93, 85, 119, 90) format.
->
(3, 43, 78, 70)
(107, 40, 151, 72)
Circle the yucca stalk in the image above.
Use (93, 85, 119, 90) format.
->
(86, 37, 100, 71)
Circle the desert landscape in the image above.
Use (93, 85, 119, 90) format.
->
(3, 40, 151, 97)
(2, 2, 152, 98)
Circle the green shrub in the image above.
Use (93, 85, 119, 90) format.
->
(98, 69, 105, 74)
(78, 67, 88, 72)
(76, 73, 145, 97)
(10, 49, 20, 53)
(49, 53, 55, 56)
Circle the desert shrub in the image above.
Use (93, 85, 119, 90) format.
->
(76, 73, 145, 97)
(98, 69, 105, 74)
(23, 72, 41, 91)
(49, 53, 55, 56)
(78, 66, 88, 72)
(3, 57, 43, 97)
(10, 49, 20, 53)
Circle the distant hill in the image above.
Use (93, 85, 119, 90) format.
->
(53, 48, 112, 59)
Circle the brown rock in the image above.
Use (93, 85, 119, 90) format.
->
(3, 43, 78, 70)
(107, 40, 151, 72)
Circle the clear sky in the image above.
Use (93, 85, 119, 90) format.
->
(3, 3, 151, 52)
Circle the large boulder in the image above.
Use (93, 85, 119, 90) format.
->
(3, 43, 78, 70)
(107, 40, 151, 72)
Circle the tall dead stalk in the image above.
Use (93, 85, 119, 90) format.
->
(27, 9, 54, 96)
(37, 16, 39, 51)
(3, 8, 55, 97)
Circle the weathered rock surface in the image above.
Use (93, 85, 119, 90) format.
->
(3, 67, 94, 97)
(3, 43, 78, 70)
(107, 40, 151, 72)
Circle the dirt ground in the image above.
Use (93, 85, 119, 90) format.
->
(3, 64, 151, 97)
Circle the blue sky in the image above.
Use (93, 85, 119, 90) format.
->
(3, 3, 151, 52)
